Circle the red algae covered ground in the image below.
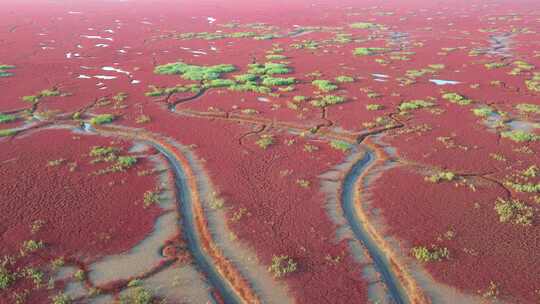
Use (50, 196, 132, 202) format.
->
(0, 128, 162, 302)
(1, 0, 540, 303)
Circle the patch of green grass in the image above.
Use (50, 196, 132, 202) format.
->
(229, 82, 271, 94)
(0, 265, 14, 290)
(21, 240, 44, 256)
(145, 84, 200, 97)
(204, 78, 236, 88)
(411, 246, 449, 262)
(398, 99, 434, 111)
(425, 171, 455, 183)
(24, 267, 44, 287)
(296, 179, 310, 188)
(501, 130, 539, 142)
(312, 79, 338, 92)
(73, 269, 85, 281)
(143, 190, 160, 208)
(330, 140, 351, 152)
(119, 287, 153, 304)
(0, 65, 15, 70)
(525, 73, 540, 92)
(311, 95, 345, 107)
(52, 293, 72, 304)
(261, 76, 296, 86)
(135, 115, 151, 124)
(268, 255, 297, 278)
(349, 22, 384, 30)
(0, 113, 16, 123)
(116, 156, 137, 169)
(265, 54, 288, 60)
(89, 114, 115, 125)
(256, 134, 274, 149)
(252, 62, 292, 75)
(39, 89, 61, 97)
(504, 181, 540, 193)
(484, 62, 508, 70)
(0, 129, 18, 137)
(22, 95, 40, 103)
(0, 64, 15, 77)
(494, 198, 533, 225)
(353, 47, 388, 56)
(154, 61, 236, 81)
(292, 95, 307, 102)
(234, 73, 259, 83)
(335, 75, 354, 83)
(472, 107, 495, 117)
(366, 104, 383, 111)
(442, 92, 473, 105)
(90, 146, 118, 159)
(516, 103, 540, 114)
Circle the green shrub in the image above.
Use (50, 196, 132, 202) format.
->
(261, 77, 296, 86)
(0, 266, 14, 290)
(256, 134, 274, 149)
(494, 198, 533, 225)
(442, 92, 473, 105)
(154, 61, 236, 81)
(425, 171, 455, 183)
(0, 129, 18, 137)
(90, 114, 115, 125)
(504, 181, 540, 193)
(330, 140, 351, 152)
(312, 79, 338, 92)
(501, 130, 539, 142)
(265, 54, 287, 60)
(411, 246, 449, 262)
(353, 47, 388, 56)
(349, 22, 383, 29)
(143, 190, 160, 208)
(311, 95, 345, 107)
(116, 156, 137, 169)
(293, 95, 307, 102)
(268, 255, 297, 278)
(366, 104, 383, 111)
(248, 62, 291, 75)
(472, 107, 494, 117)
(52, 293, 72, 304)
(516, 103, 540, 114)
(398, 99, 434, 111)
(234, 74, 259, 83)
(0, 114, 16, 123)
(119, 287, 153, 304)
(22, 95, 40, 103)
(335, 75, 354, 83)
(204, 78, 236, 88)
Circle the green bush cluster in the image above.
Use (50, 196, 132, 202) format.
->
(353, 47, 388, 56)
(311, 95, 345, 107)
(398, 99, 434, 111)
(312, 79, 338, 92)
(329, 140, 351, 152)
(154, 61, 236, 81)
(494, 198, 533, 225)
(501, 130, 539, 142)
(516, 103, 540, 114)
(0, 64, 15, 77)
(442, 92, 473, 105)
(0, 113, 17, 123)
(89, 114, 115, 125)
(268, 255, 297, 278)
(256, 134, 274, 149)
(411, 246, 449, 262)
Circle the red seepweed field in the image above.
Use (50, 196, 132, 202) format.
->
(0, 0, 539, 303)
